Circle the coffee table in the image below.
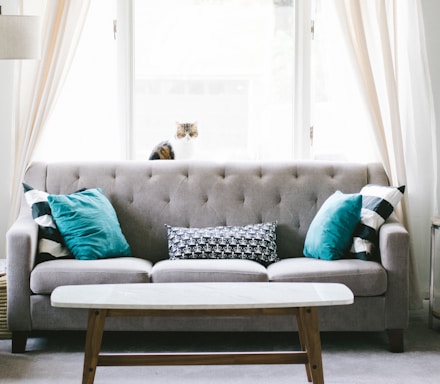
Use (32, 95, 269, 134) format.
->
(51, 282, 353, 384)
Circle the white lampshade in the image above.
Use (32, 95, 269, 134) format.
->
(0, 15, 40, 59)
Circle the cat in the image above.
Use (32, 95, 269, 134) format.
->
(149, 122, 199, 160)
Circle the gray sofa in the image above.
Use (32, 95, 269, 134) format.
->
(7, 160, 409, 353)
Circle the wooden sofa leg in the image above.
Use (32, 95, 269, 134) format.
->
(387, 329, 404, 353)
(12, 331, 29, 353)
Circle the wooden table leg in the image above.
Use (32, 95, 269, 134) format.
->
(298, 307, 324, 384)
(82, 309, 107, 384)
(297, 312, 312, 382)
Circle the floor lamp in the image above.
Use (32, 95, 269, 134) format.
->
(0, 6, 40, 262)
(0, 6, 40, 59)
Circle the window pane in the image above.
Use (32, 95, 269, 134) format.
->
(311, 0, 378, 162)
(133, 0, 295, 160)
(33, 0, 121, 162)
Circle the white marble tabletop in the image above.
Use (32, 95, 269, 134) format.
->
(51, 282, 353, 310)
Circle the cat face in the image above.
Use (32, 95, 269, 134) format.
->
(176, 122, 198, 141)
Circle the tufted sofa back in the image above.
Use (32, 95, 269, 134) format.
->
(23, 161, 389, 263)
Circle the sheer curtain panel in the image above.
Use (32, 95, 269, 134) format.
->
(337, 0, 438, 308)
(9, 0, 91, 223)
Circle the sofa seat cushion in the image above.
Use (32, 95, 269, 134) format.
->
(267, 257, 387, 296)
(151, 259, 269, 283)
(30, 257, 152, 294)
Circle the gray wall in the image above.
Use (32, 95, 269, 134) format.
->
(420, 0, 440, 296)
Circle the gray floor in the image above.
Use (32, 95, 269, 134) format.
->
(1, 303, 440, 383)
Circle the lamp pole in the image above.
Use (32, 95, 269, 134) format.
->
(0, 0, 16, 263)
(0, 0, 40, 261)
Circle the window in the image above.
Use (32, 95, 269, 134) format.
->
(311, 0, 377, 161)
(33, 0, 122, 161)
(132, 0, 298, 160)
(35, 0, 378, 163)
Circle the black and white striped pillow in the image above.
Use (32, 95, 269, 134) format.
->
(23, 183, 72, 264)
(350, 184, 405, 261)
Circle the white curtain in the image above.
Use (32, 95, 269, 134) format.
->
(337, 0, 437, 308)
(9, 0, 91, 223)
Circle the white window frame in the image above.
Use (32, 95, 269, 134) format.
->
(116, 0, 134, 159)
(293, 0, 312, 159)
(116, 0, 313, 160)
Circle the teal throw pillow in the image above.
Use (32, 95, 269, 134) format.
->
(47, 188, 132, 260)
(303, 191, 362, 261)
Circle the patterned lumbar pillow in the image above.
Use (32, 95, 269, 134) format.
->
(23, 183, 72, 264)
(350, 184, 405, 261)
(166, 222, 279, 265)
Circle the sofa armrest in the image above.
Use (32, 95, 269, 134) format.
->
(6, 209, 38, 332)
(379, 218, 409, 330)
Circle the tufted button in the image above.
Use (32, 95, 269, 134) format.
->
(277, 194, 282, 205)
(329, 167, 335, 178)
(292, 167, 298, 178)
